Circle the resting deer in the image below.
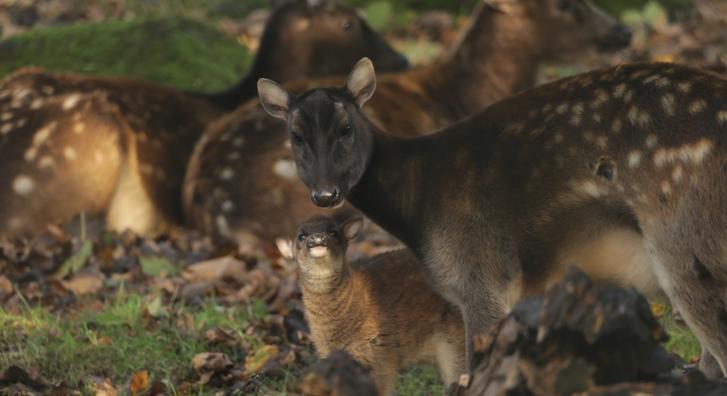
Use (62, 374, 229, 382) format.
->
(183, 0, 632, 243)
(0, 0, 407, 237)
(258, 58, 727, 378)
(277, 213, 465, 395)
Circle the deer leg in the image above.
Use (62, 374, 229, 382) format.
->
(646, 225, 727, 378)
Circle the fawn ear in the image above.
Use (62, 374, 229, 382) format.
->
(258, 79, 291, 120)
(346, 58, 376, 108)
(275, 238, 294, 260)
(342, 217, 364, 241)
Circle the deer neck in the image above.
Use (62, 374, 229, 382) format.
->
(428, 2, 541, 116)
(348, 130, 429, 251)
(301, 270, 365, 350)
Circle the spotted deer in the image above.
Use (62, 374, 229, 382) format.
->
(276, 213, 465, 395)
(0, 0, 408, 237)
(258, 58, 727, 377)
(183, 0, 632, 244)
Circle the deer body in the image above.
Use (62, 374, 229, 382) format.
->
(259, 60, 727, 377)
(183, 0, 632, 243)
(278, 215, 465, 395)
(0, 0, 407, 237)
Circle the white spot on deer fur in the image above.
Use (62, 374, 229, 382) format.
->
(225, 152, 241, 161)
(0, 112, 12, 121)
(627, 151, 642, 168)
(63, 147, 77, 160)
(0, 124, 12, 134)
(677, 82, 692, 93)
(645, 134, 658, 149)
(221, 200, 234, 213)
(627, 105, 650, 127)
(74, 122, 86, 134)
(62, 94, 82, 110)
(613, 84, 626, 98)
(595, 136, 608, 150)
(16, 118, 26, 128)
(623, 90, 634, 102)
(232, 137, 245, 147)
(591, 89, 609, 108)
(612, 119, 622, 133)
(13, 175, 34, 196)
(220, 132, 232, 142)
(661, 181, 672, 196)
(592, 113, 602, 123)
(554, 133, 564, 143)
(219, 167, 234, 180)
(661, 94, 676, 116)
(575, 180, 605, 198)
(24, 147, 38, 161)
(33, 122, 57, 146)
(38, 156, 55, 169)
(273, 159, 297, 180)
(688, 99, 706, 115)
(583, 131, 594, 142)
(30, 98, 44, 109)
(556, 103, 569, 114)
(672, 165, 683, 183)
(653, 138, 714, 168)
(94, 151, 105, 164)
(717, 111, 727, 125)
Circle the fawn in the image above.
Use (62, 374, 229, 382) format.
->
(258, 58, 727, 377)
(183, 0, 632, 243)
(0, 0, 407, 237)
(277, 213, 465, 395)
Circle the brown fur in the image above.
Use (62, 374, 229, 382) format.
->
(183, 0, 631, 242)
(279, 215, 465, 394)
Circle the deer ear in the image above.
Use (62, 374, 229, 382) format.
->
(258, 79, 291, 121)
(342, 217, 364, 241)
(275, 238, 294, 260)
(346, 58, 376, 108)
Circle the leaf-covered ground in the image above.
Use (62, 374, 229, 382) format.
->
(1, 1, 726, 394)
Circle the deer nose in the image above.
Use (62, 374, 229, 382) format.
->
(311, 188, 341, 207)
(307, 234, 328, 248)
(604, 25, 632, 49)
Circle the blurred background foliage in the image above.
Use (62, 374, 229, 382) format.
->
(0, 0, 707, 92)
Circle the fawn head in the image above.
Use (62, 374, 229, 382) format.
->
(259, 0, 408, 82)
(276, 214, 363, 282)
(258, 58, 376, 208)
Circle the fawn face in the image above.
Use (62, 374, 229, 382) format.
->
(277, 215, 363, 284)
(258, 58, 376, 208)
(508, 0, 631, 55)
(266, 0, 408, 81)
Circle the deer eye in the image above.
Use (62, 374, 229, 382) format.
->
(329, 230, 339, 238)
(297, 233, 306, 241)
(291, 132, 304, 146)
(339, 124, 351, 137)
(341, 19, 353, 30)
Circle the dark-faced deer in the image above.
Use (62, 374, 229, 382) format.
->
(0, 0, 407, 237)
(259, 58, 727, 377)
(276, 213, 465, 394)
(183, 0, 632, 244)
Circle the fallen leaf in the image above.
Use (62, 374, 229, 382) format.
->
(182, 256, 247, 283)
(140, 256, 179, 277)
(146, 296, 168, 318)
(129, 370, 149, 396)
(0, 275, 12, 295)
(90, 377, 117, 396)
(54, 240, 93, 279)
(62, 272, 104, 295)
(244, 345, 279, 374)
(191, 352, 233, 385)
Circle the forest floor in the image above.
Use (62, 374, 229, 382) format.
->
(1, 1, 726, 394)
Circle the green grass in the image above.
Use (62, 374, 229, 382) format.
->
(0, 16, 251, 92)
(659, 306, 702, 361)
(0, 290, 267, 392)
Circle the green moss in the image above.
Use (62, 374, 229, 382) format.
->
(0, 16, 251, 92)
